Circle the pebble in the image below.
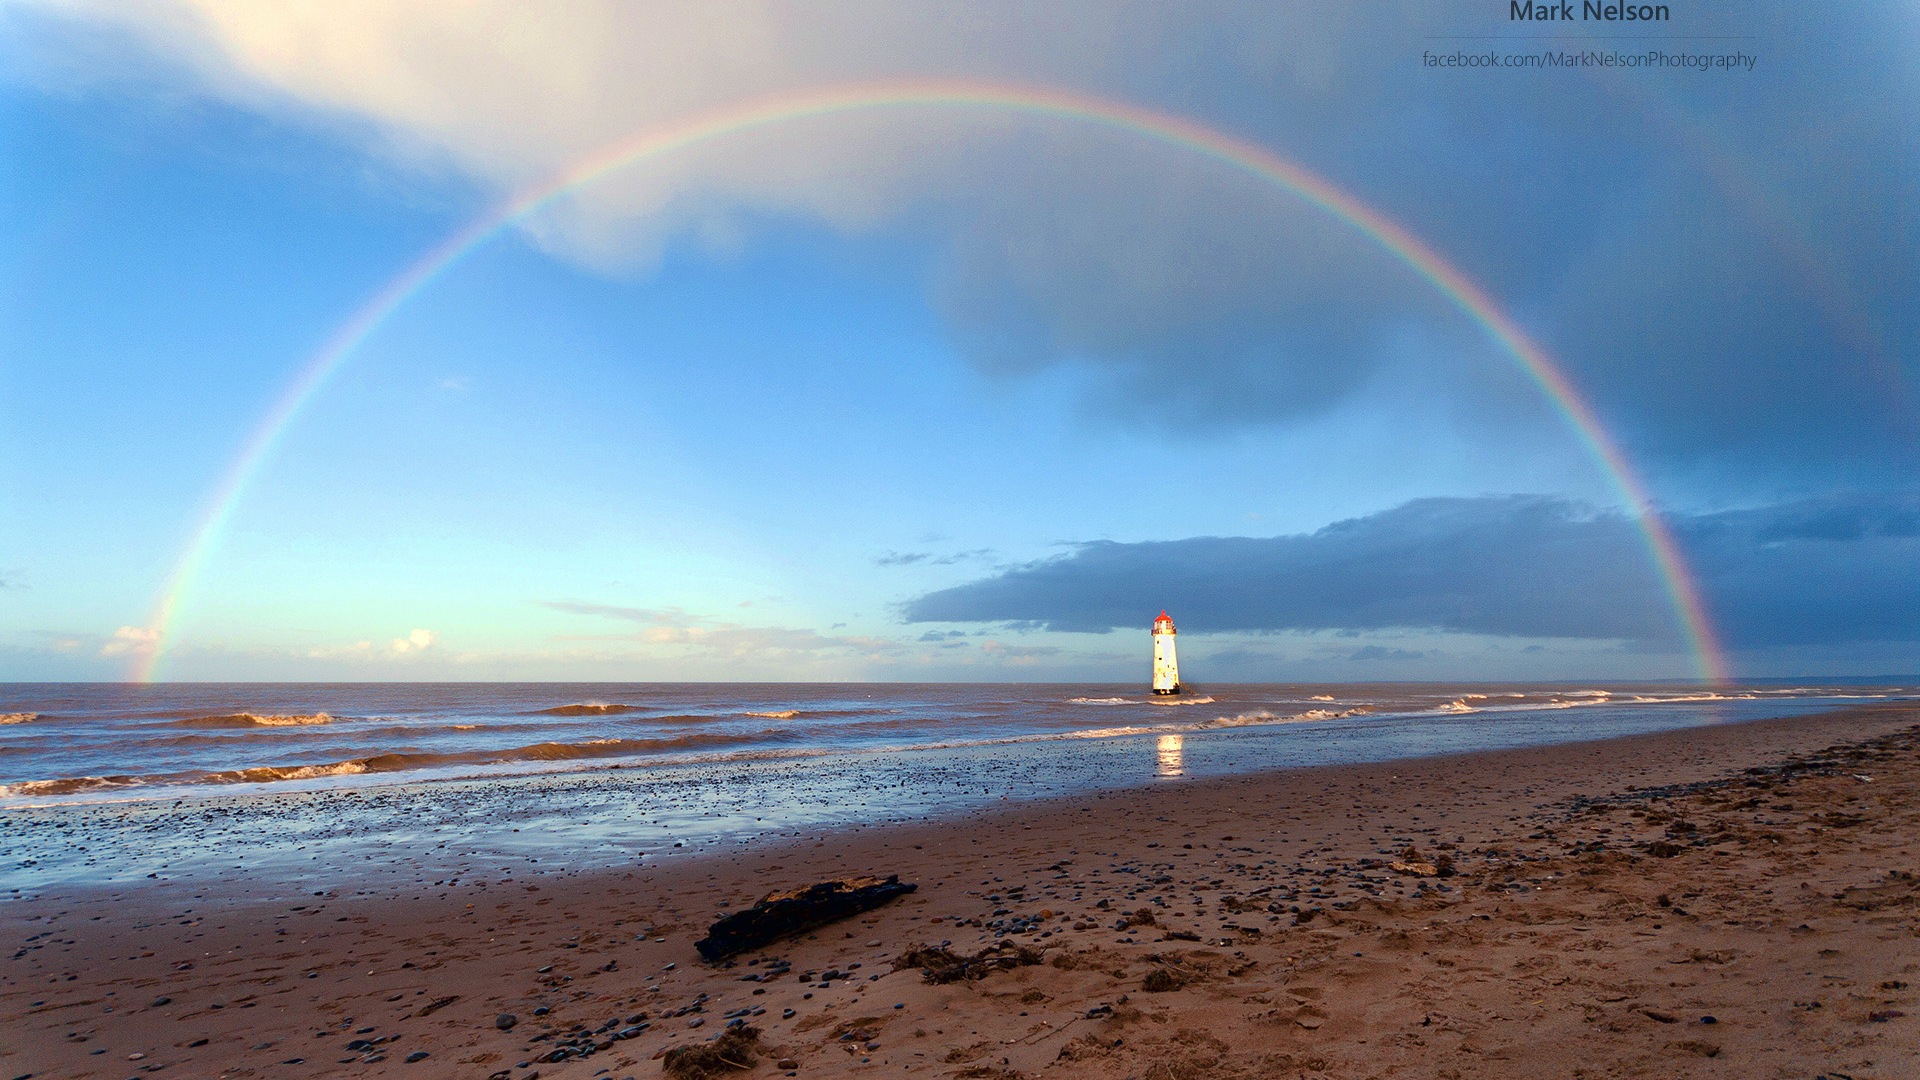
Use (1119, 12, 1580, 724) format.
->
(496, 1013, 517, 1030)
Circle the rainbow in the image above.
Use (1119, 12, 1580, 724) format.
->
(132, 79, 1730, 683)
(1585, 71, 1914, 428)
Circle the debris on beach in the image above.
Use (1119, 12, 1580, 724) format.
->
(695, 875, 917, 961)
(892, 941, 1045, 983)
(661, 1024, 764, 1078)
(1389, 846, 1452, 877)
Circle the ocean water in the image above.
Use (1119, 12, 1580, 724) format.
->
(0, 682, 1908, 894)
(0, 681, 1904, 803)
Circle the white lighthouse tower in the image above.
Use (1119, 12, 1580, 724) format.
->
(1151, 610, 1181, 695)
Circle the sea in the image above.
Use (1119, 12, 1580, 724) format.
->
(1, 682, 1910, 895)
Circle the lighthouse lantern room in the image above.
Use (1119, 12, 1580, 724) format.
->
(1151, 610, 1181, 695)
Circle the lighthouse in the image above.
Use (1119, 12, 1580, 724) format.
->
(1151, 610, 1181, 695)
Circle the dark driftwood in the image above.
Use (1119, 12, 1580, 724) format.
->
(694, 875, 917, 961)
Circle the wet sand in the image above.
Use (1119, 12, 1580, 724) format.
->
(5, 701, 1919, 1079)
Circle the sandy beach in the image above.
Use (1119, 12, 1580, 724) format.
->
(6, 701, 1919, 1079)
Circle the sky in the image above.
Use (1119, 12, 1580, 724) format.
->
(1, 1, 1915, 683)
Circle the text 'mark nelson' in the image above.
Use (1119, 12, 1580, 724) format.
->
(1512, 2, 1671, 20)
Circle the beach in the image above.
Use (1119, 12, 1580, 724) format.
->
(5, 700, 1918, 1079)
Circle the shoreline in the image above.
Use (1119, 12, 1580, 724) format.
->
(1, 693, 1883, 899)
(3, 684, 1894, 810)
(5, 701, 1919, 1078)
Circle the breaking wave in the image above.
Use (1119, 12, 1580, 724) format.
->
(1, 685, 1867, 803)
(913, 705, 1371, 751)
(2, 775, 147, 797)
(1199, 707, 1368, 729)
(1067, 695, 1217, 707)
(0, 705, 1368, 798)
(1623, 692, 1757, 704)
(535, 703, 650, 716)
(169, 712, 336, 729)
(0, 730, 803, 798)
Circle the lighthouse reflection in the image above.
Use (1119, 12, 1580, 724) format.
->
(1155, 734, 1185, 778)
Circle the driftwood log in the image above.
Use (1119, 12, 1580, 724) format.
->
(694, 875, 917, 961)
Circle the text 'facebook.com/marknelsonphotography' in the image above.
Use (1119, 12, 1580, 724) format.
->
(1422, 49, 1757, 72)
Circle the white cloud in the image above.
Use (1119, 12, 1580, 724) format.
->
(20, 2, 1139, 239)
(978, 638, 1061, 664)
(99, 624, 159, 656)
(389, 627, 437, 653)
(306, 640, 374, 660)
(542, 600, 903, 662)
(541, 600, 1096, 672)
(13, 1, 1429, 423)
(302, 627, 438, 660)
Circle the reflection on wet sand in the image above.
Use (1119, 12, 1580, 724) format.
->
(1157, 733, 1184, 777)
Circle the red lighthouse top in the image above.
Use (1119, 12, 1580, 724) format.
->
(1153, 610, 1175, 632)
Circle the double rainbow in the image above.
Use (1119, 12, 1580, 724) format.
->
(133, 79, 1729, 683)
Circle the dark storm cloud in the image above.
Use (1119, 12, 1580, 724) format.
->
(925, 4, 1918, 480)
(902, 492, 1920, 650)
(1346, 646, 1430, 663)
(1685, 493, 1920, 648)
(904, 495, 1674, 641)
(929, 126, 1451, 432)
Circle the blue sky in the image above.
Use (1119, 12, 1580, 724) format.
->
(1, 2, 1915, 682)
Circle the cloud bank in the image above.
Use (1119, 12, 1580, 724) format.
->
(902, 493, 1920, 651)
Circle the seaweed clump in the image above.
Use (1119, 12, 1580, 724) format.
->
(661, 1025, 764, 1078)
(893, 941, 1045, 984)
